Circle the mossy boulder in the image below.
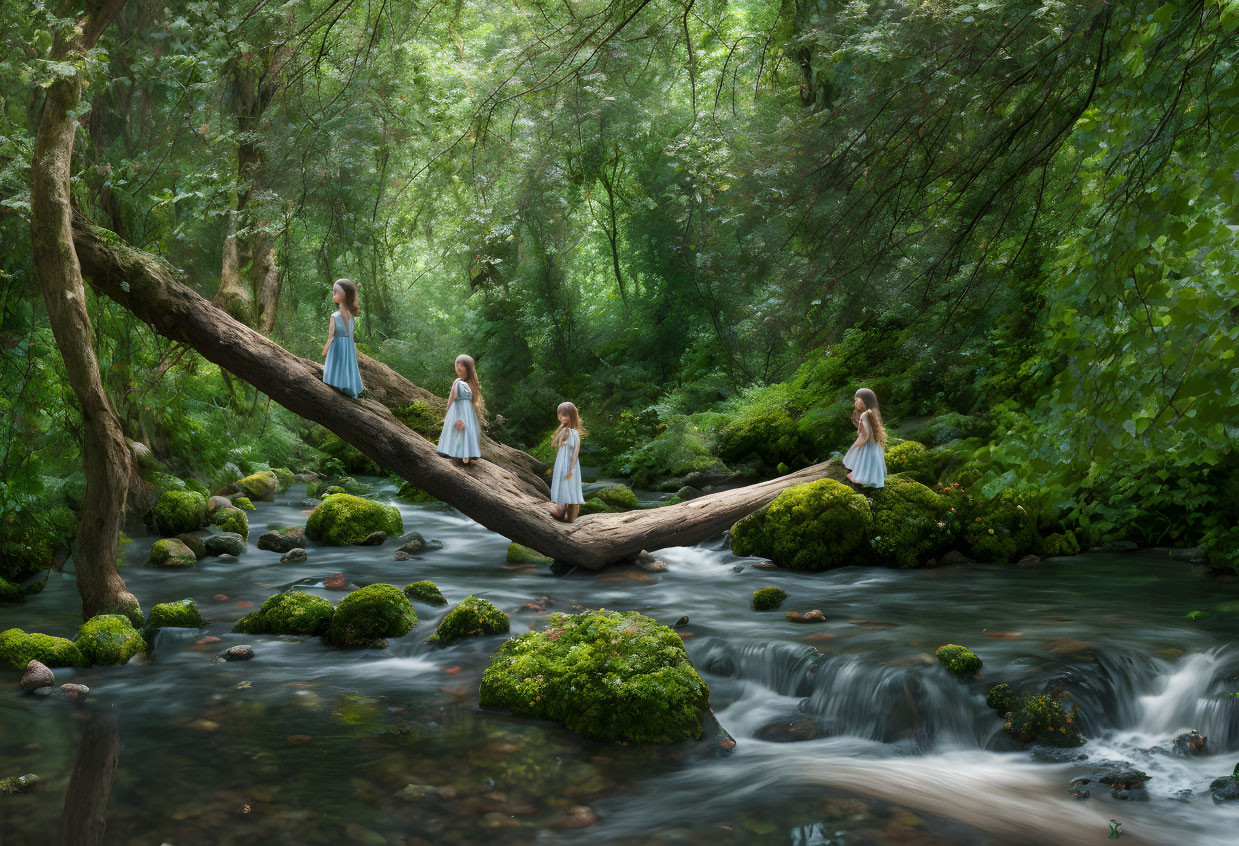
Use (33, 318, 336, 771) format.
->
(233, 590, 335, 636)
(210, 505, 250, 540)
(936, 644, 982, 675)
(986, 683, 1015, 713)
(271, 467, 296, 492)
(730, 479, 873, 571)
(752, 587, 787, 611)
(144, 599, 205, 634)
(479, 609, 711, 743)
(884, 440, 935, 483)
(578, 497, 613, 516)
(175, 533, 207, 559)
(203, 532, 246, 556)
(257, 527, 308, 553)
(999, 689, 1086, 748)
(868, 475, 959, 568)
(75, 615, 147, 665)
(429, 595, 510, 645)
(593, 485, 639, 511)
(403, 580, 447, 605)
(149, 538, 197, 569)
(323, 584, 416, 647)
(506, 542, 552, 564)
(1041, 531, 1081, 557)
(235, 471, 279, 502)
(963, 491, 1035, 563)
(322, 485, 349, 497)
(0, 628, 87, 670)
(232, 496, 255, 511)
(154, 490, 208, 535)
(306, 494, 402, 546)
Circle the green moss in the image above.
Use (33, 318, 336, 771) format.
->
(1041, 531, 1081, 557)
(0, 628, 87, 670)
(715, 394, 814, 472)
(0, 577, 21, 602)
(1002, 689, 1086, 748)
(305, 494, 402, 546)
(396, 482, 439, 504)
(868, 475, 959, 568)
(594, 485, 639, 510)
(319, 433, 383, 475)
(479, 609, 711, 743)
(149, 538, 197, 568)
(393, 401, 443, 439)
(236, 470, 279, 501)
(321, 485, 349, 497)
(506, 542, 552, 564)
(578, 497, 613, 516)
(752, 587, 787, 611)
(963, 491, 1035, 563)
(614, 415, 725, 489)
(232, 590, 336, 636)
(144, 599, 205, 633)
(403, 580, 447, 605)
(885, 440, 936, 483)
(75, 615, 147, 665)
(324, 584, 416, 647)
(936, 643, 982, 675)
(154, 490, 208, 535)
(210, 505, 250, 540)
(271, 467, 296, 492)
(986, 683, 1014, 712)
(730, 479, 873, 571)
(429, 595, 509, 645)
(233, 496, 255, 511)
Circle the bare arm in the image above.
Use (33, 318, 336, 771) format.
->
(566, 431, 581, 478)
(321, 317, 335, 357)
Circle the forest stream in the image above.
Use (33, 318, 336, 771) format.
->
(2, 478, 1236, 846)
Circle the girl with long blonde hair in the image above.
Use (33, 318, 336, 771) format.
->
(548, 401, 587, 522)
(436, 354, 485, 465)
(843, 387, 887, 488)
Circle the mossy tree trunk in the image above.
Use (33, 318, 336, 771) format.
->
(30, 0, 139, 621)
(73, 218, 846, 568)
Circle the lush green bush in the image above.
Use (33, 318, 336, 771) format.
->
(868, 475, 959, 568)
(962, 491, 1036, 563)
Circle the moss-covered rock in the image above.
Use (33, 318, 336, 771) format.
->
(271, 467, 296, 492)
(154, 490, 208, 535)
(986, 682, 1014, 713)
(1000, 689, 1086, 748)
(730, 479, 873, 571)
(479, 609, 711, 743)
(936, 643, 982, 675)
(175, 533, 207, 559)
(0, 577, 22, 602)
(322, 485, 349, 497)
(578, 497, 613, 516)
(306, 494, 402, 546)
(1041, 531, 1081, 557)
(74, 615, 147, 665)
(884, 440, 936, 484)
(323, 584, 416, 647)
(203, 532, 246, 556)
(752, 587, 787, 611)
(149, 538, 197, 569)
(210, 505, 250, 540)
(232, 496, 255, 511)
(506, 542, 552, 564)
(232, 590, 335, 636)
(257, 527, 308, 553)
(429, 595, 509, 645)
(868, 475, 959, 568)
(144, 599, 205, 634)
(236, 471, 279, 502)
(963, 491, 1035, 564)
(403, 580, 447, 605)
(593, 485, 639, 511)
(716, 404, 814, 472)
(0, 628, 87, 670)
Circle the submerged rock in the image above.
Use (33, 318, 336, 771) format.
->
(935, 644, 982, 675)
(754, 715, 820, 743)
(204, 532, 246, 556)
(430, 595, 509, 645)
(751, 587, 787, 611)
(306, 494, 402, 546)
(479, 609, 710, 743)
(55, 683, 90, 702)
(397, 532, 443, 555)
(232, 591, 335, 637)
(786, 610, 825, 623)
(20, 660, 53, 692)
(280, 548, 308, 563)
(257, 527, 308, 553)
(74, 615, 147, 666)
(1173, 730, 1207, 756)
(149, 538, 197, 569)
(175, 532, 207, 560)
(1211, 765, 1239, 802)
(403, 580, 447, 606)
(219, 645, 254, 662)
(360, 531, 387, 546)
(323, 584, 416, 647)
(0, 629, 87, 670)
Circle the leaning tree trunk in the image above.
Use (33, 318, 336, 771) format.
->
(73, 216, 846, 568)
(31, 0, 139, 621)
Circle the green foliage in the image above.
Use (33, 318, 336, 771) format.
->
(317, 434, 383, 476)
(0, 628, 87, 670)
(962, 491, 1036, 564)
(593, 485, 638, 510)
(1041, 531, 1081, 558)
(885, 440, 935, 484)
(396, 481, 438, 504)
(986, 683, 1014, 713)
(613, 416, 724, 488)
(751, 587, 786, 611)
(935, 644, 982, 676)
(324, 584, 416, 647)
(233, 591, 335, 636)
(730, 479, 873, 571)
(429, 595, 509, 645)
(479, 609, 710, 743)
(305, 494, 402, 545)
(1002, 689, 1086, 749)
(74, 615, 147, 666)
(403, 580, 447, 605)
(154, 490, 207, 535)
(868, 476, 959, 568)
(393, 402, 443, 439)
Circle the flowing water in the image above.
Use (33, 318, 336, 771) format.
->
(2, 478, 1238, 845)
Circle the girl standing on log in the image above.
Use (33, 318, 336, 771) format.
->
(548, 401, 586, 522)
(843, 387, 887, 488)
(321, 279, 365, 398)
(437, 355, 484, 465)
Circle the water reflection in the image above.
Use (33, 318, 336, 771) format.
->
(61, 710, 119, 846)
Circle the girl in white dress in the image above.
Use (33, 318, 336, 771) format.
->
(843, 387, 887, 488)
(436, 354, 485, 464)
(548, 401, 586, 522)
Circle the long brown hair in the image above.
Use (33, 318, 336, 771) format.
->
(455, 354, 486, 421)
(334, 278, 360, 320)
(852, 387, 887, 446)
(551, 401, 587, 447)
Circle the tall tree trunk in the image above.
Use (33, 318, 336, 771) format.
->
(214, 193, 253, 322)
(30, 0, 139, 622)
(60, 712, 120, 845)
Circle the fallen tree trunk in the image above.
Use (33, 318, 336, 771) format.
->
(74, 216, 843, 568)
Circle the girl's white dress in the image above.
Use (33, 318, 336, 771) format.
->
(550, 428, 585, 505)
(436, 379, 482, 458)
(843, 411, 886, 488)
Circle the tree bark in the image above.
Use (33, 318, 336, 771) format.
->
(31, 0, 139, 621)
(73, 217, 843, 568)
(60, 712, 120, 846)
